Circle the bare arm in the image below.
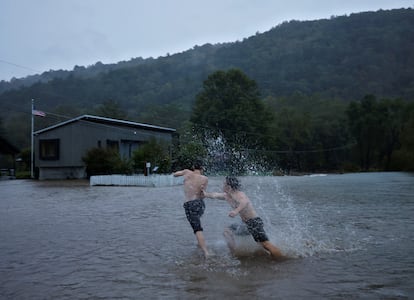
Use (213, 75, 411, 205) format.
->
(173, 169, 189, 177)
(202, 191, 226, 200)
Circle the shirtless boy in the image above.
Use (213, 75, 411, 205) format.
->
(173, 161, 209, 257)
(203, 176, 285, 259)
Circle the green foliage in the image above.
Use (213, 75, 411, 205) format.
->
(1, 9, 414, 173)
(94, 99, 127, 119)
(15, 171, 31, 179)
(82, 147, 132, 177)
(191, 69, 274, 149)
(0, 117, 4, 136)
(2, 8, 414, 144)
(172, 140, 207, 171)
(137, 103, 191, 130)
(131, 138, 171, 173)
(266, 94, 350, 172)
(388, 103, 414, 171)
(2, 113, 30, 151)
(346, 95, 413, 171)
(19, 148, 31, 171)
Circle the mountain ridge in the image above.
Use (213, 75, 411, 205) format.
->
(0, 8, 413, 126)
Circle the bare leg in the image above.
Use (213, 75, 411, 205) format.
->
(195, 231, 209, 257)
(261, 241, 286, 260)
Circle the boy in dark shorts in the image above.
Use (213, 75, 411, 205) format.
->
(173, 161, 209, 257)
(183, 198, 205, 235)
(202, 176, 285, 259)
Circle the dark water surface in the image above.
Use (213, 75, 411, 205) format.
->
(1, 172, 413, 299)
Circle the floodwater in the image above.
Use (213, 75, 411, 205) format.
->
(1, 172, 413, 299)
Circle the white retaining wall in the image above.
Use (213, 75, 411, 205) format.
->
(90, 174, 183, 187)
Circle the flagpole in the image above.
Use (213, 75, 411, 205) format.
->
(31, 99, 34, 179)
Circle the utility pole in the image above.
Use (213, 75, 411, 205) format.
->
(31, 99, 34, 179)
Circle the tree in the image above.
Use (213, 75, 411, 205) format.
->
(346, 95, 381, 170)
(0, 117, 5, 137)
(131, 138, 171, 174)
(376, 98, 406, 170)
(265, 94, 350, 173)
(190, 69, 274, 174)
(95, 99, 127, 120)
(389, 102, 414, 170)
(191, 69, 274, 149)
(271, 107, 312, 172)
(346, 95, 412, 171)
(172, 140, 207, 171)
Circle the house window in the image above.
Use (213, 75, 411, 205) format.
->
(39, 139, 60, 160)
(106, 140, 119, 152)
(120, 140, 142, 159)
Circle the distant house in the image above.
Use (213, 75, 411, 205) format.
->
(34, 115, 176, 180)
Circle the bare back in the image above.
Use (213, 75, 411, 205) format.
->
(174, 169, 208, 202)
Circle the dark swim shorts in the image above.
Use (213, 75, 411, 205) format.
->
(245, 217, 269, 242)
(183, 199, 205, 233)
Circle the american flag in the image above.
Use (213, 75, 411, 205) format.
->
(32, 109, 46, 117)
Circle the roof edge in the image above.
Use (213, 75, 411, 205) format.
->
(34, 114, 176, 135)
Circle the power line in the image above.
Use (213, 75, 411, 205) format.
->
(242, 144, 356, 154)
(1, 102, 355, 154)
(0, 59, 42, 74)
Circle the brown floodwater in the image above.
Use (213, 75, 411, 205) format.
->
(1, 173, 413, 299)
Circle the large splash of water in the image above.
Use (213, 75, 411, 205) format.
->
(251, 177, 319, 258)
(201, 134, 352, 258)
(203, 135, 269, 176)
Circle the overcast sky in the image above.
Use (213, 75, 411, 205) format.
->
(0, 0, 411, 81)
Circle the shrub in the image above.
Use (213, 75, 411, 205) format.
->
(132, 138, 171, 174)
(82, 147, 132, 177)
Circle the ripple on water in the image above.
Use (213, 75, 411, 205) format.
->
(0, 174, 413, 299)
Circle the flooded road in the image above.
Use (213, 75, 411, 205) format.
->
(1, 173, 413, 299)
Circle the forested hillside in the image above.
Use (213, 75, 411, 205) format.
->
(1, 8, 414, 173)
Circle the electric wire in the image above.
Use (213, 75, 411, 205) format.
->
(0, 100, 355, 154)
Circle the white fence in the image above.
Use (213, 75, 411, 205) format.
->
(90, 174, 183, 187)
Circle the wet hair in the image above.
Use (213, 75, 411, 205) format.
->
(193, 159, 204, 170)
(225, 176, 241, 190)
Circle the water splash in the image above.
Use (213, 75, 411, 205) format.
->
(200, 132, 358, 257)
(203, 134, 268, 175)
(246, 176, 354, 258)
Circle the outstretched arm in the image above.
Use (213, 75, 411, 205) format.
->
(173, 169, 189, 177)
(202, 190, 226, 200)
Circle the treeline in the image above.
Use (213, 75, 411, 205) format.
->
(265, 94, 414, 173)
(1, 8, 414, 173)
(1, 9, 413, 133)
(186, 70, 414, 174)
(2, 70, 413, 174)
(82, 70, 414, 174)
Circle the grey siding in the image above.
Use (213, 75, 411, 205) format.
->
(34, 117, 175, 180)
